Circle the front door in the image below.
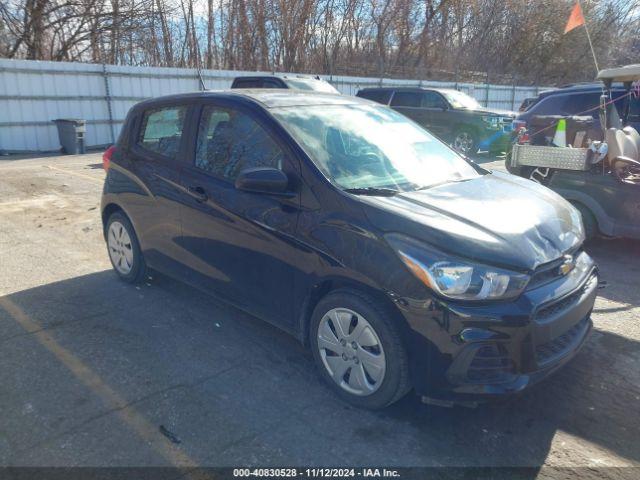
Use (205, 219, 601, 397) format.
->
(390, 90, 429, 130)
(178, 101, 301, 328)
(420, 91, 451, 139)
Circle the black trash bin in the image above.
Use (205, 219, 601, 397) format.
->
(52, 119, 86, 154)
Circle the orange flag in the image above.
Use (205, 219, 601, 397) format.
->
(564, 2, 586, 34)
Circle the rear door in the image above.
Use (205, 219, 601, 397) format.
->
(177, 100, 301, 328)
(420, 90, 450, 138)
(124, 102, 192, 272)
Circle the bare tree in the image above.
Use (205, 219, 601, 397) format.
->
(1, 0, 638, 84)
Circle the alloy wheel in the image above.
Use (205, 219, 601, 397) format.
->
(107, 220, 134, 275)
(317, 308, 386, 396)
(453, 131, 475, 154)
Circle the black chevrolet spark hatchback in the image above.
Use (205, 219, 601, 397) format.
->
(101, 90, 598, 409)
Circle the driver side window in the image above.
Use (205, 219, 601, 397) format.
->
(422, 92, 447, 109)
(195, 105, 285, 181)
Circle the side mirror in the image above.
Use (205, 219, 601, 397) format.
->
(235, 167, 289, 194)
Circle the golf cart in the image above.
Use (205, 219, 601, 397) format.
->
(507, 64, 640, 239)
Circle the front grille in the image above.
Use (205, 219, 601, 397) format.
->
(535, 273, 597, 320)
(535, 316, 590, 365)
(529, 249, 584, 290)
(467, 344, 515, 383)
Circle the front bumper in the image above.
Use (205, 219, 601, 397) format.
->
(399, 263, 599, 403)
(478, 124, 513, 152)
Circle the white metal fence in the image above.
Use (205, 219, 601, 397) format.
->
(0, 59, 544, 152)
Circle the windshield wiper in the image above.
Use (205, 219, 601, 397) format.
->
(414, 177, 477, 191)
(343, 186, 400, 196)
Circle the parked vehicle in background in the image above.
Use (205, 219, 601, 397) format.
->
(508, 64, 640, 240)
(101, 90, 597, 410)
(356, 87, 516, 155)
(518, 96, 538, 112)
(231, 74, 340, 94)
(513, 83, 640, 138)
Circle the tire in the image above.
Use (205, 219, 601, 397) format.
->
(105, 211, 147, 283)
(571, 203, 598, 241)
(309, 289, 411, 410)
(452, 127, 478, 156)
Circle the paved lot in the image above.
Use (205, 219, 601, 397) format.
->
(0, 153, 639, 476)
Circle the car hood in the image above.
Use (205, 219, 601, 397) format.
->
(358, 171, 583, 271)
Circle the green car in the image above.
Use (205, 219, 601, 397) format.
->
(356, 87, 516, 155)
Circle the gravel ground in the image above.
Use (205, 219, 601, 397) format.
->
(0, 153, 638, 477)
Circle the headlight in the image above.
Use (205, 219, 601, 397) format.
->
(386, 234, 530, 301)
(482, 115, 500, 128)
(569, 204, 586, 242)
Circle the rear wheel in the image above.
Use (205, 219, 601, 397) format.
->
(310, 289, 411, 409)
(105, 211, 147, 283)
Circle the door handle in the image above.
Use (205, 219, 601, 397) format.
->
(187, 185, 208, 203)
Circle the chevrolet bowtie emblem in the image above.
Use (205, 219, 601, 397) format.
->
(559, 254, 575, 276)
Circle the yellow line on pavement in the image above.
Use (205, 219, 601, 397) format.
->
(0, 295, 204, 471)
(45, 164, 104, 184)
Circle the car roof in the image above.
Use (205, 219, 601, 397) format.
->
(134, 89, 367, 110)
(358, 86, 451, 94)
(537, 82, 628, 99)
(234, 74, 325, 82)
(233, 75, 285, 82)
(597, 64, 640, 82)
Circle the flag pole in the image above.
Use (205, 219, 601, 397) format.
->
(578, 0, 600, 73)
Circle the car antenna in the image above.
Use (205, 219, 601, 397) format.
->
(196, 61, 206, 92)
(188, 2, 206, 91)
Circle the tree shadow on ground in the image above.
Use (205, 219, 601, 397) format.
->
(0, 270, 638, 473)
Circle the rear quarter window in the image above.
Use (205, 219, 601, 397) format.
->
(356, 90, 392, 105)
(531, 92, 604, 119)
(138, 105, 187, 159)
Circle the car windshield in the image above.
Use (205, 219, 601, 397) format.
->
(271, 104, 481, 192)
(441, 90, 481, 110)
(284, 78, 340, 94)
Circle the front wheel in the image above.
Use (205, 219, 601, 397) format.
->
(452, 127, 478, 155)
(310, 290, 411, 409)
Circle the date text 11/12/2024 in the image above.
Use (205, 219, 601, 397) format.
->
(233, 468, 401, 478)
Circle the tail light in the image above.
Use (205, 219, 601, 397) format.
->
(102, 145, 116, 171)
(516, 127, 530, 145)
(512, 119, 527, 131)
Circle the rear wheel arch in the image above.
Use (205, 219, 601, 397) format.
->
(102, 203, 124, 227)
(101, 204, 139, 240)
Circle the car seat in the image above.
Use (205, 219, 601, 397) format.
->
(158, 136, 180, 158)
(606, 126, 640, 184)
(623, 126, 640, 159)
(606, 127, 639, 162)
(200, 120, 232, 172)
